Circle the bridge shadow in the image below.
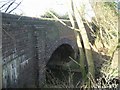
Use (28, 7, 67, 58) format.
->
(44, 43, 111, 88)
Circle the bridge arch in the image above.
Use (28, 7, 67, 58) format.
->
(45, 38, 78, 64)
(44, 38, 78, 86)
(45, 44, 75, 85)
(47, 44, 75, 66)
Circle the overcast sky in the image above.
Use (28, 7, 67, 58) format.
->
(0, 0, 118, 17)
(0, 0, 98, 21)
(20, 0, 69, 17)
(0, 0, 68, 17)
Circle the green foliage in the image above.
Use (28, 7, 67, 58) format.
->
(41, 10, 69, 19)
(104, 2, 117, 9)
(104, 2, 118, 15)
(41, 10, 59, 18)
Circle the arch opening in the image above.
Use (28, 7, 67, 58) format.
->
(47, 44, 75, 66)
(45, 44, 76, 87)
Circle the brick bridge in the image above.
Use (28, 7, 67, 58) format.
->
(2, 13, 79, 88)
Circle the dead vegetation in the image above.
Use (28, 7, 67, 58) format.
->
(46, 0, 119, 89)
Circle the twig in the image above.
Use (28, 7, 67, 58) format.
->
(5, 0, 16, 13)
(48, 11, 81, 32)
(0, 0, 11, 9)
(8, 0, 22, 13)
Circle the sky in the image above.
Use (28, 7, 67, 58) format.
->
(0, 0, 97, 21)
(0, 0, 119, 17)
(0, 0, 68, 17)
(20, 0, 69, 17)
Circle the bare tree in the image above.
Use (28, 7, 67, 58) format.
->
(0, 0, 22, 13)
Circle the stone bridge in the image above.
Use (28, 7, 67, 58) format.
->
(2, 13, 78, 88)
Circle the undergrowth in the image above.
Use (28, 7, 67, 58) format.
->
(43, 1, 119, 89)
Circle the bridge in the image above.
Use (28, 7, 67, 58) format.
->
(2, 13, 79, 88)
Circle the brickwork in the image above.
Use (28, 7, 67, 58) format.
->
(2, 13, 78, 88)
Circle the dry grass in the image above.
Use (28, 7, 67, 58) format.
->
(46, 1, 119, 89)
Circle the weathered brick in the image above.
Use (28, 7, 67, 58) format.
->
(2, 13, 78, 88)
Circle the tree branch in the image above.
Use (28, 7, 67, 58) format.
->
(5, 0, 16, 13)
(8, 1, 22, 13)
(0, 1, 11, 9)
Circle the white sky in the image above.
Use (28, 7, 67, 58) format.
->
(0, 0, 96, 21)
(14, 0, 68, 17)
